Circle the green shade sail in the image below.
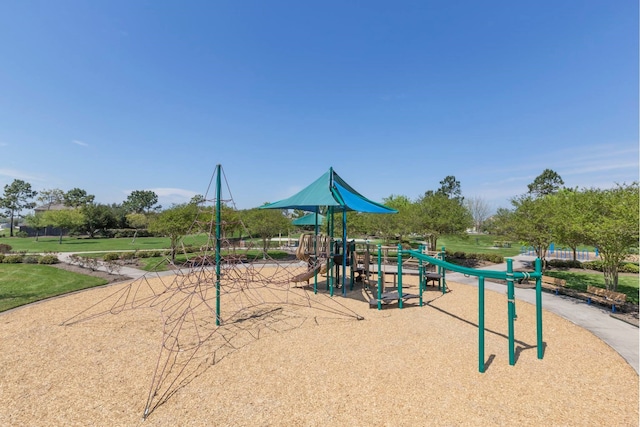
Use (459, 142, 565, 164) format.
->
(292, 213, 326, 226)
(260, 167, 397, 214)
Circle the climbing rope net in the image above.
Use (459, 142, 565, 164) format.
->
(61, 166, 363, 419)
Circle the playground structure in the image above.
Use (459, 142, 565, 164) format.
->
(62, 164, 547, 419)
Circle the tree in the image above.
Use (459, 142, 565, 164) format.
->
(465, 196, 492, 232)
(580, 183, 639, 291)
(509, 195, 555, 265)
(483, 207, 515, 236)
(63, 188, 95, 208)
(81, 203, 117, 238)
(124, 190, 160, 213)
(126, 212, 148, 243)
(0, 179, 37, 237)
(527, 169, 564, 198)
(242, 207, 290, 256)
(376, 194, 413, 243)
(36, 188, 64, 209)
(23, 212, 46, 241)
(436, 175, 463, 202)
(148, 204, 198, 262)
(550, 189, 585, 261)
(415, 192, 473, 251)
(42, 209, 85, 243)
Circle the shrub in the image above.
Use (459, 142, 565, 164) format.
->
(120, 252, 137, 260)
(103, 253, 121, 262)
(39, 255, 59, 264)
(23, 255, 40, 264)
(15, 231, 28, 238)
(620, 263, 639, 274)
(0, 244, 12, 253)
(0, 254, 4, 263)
(547, 259, 583, 269)
(3, 255, 24, 263)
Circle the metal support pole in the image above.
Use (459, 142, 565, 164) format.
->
(377, 244, 382, 310)
(535, 257, 544, 359)
(397, 244, 403, 309)
(507, 258, 515, 366)
(479, 276, 485, 373)
(440, 246, 447, 294)
(215, 164, 222, 326)
(418, 244, 424, 307)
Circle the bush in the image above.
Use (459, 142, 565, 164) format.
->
(620, 263, 639, 274)
(120, 252, 137, 260)
(0, 254, 4, 263)
(103, 253, 121, 262)
(39, 255, 59, 264)
(23, 255, 40, 264)
(0, 243, 12, 253)
(3, 255, 24, 263)
(15, 231, 28, 238)
(547, 259, 583, 269)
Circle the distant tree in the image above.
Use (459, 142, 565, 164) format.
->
(148, 204, 198, 262)
(23, 212, 46, 241)
(550, 189, 585, 261)
(124, 190, 160, 213)
(465, 196, 492, 232)
(580, 183, 639, 291)
(436, 175, 463, 202)
(527, 169, 564, 198)
(81, 203, 117, 238)
(483, 207, 515, 236)
(63, 188, 95, 208)
(126, 212, 149, 242)
(189, 194, 206, 205)
(0, 179, 38, 237)
(36, 188, 64, 209)
(42, 209, 85, 243)
(242, 207, 290, 256)
(509, 195, 556, 265)
(376, 194, 412, 243)
(415, 192, 472, 251)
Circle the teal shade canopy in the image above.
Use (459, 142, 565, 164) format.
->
(292, 213, 326, 226)
(260, 168, 397, 214)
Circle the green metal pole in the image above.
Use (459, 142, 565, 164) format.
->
(377, 244, 382, 310)
(397, 244, 403, 309)
(215, 164, 222, 326)
(418, 244, 424, 307)
(535, 257, 544, 359)
(329, 208, 334, 296)
(479, 276, 485, 373)
(342, 210, 347, 297)
(440, 246, 447, 294)
(313, 211, 318, 294)
(507, 258, 515, 366)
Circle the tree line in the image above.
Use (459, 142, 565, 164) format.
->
(1, 170, 637, 290)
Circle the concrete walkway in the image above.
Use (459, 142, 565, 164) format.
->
(446, 255, 639, 374)
(57, 252, 639, 374)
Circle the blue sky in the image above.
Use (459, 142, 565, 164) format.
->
(1, 1, 637, 213)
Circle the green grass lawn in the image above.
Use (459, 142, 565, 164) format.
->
(544, 270, 639, 304)
(0, 264, 108, 312)
(435, 234, 521, 257)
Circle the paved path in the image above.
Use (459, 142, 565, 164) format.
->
(57, 252, 639, 374)
(446, 255, 639, 374)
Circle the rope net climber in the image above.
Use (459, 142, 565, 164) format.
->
(61, 165, 364, 419)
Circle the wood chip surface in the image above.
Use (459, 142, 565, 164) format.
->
(0, 270, 637, 426)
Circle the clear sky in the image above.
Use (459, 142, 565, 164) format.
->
(1, 1, 637, 213)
